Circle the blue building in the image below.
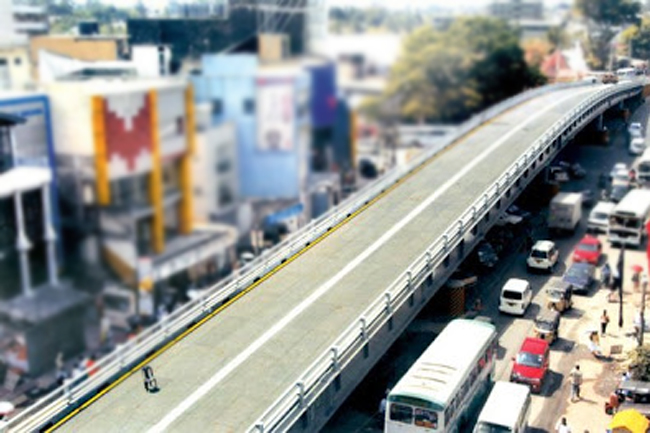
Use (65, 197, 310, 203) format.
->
(0, 92, 62, 266)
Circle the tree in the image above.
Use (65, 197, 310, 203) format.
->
(547, 26, 569, 50)
(381, 18, 545, 123)
(622, 18, 650, 61)
(575, 0, 641, 69)
(523, 38, 553, 68)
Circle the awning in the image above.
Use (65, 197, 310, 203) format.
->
(0, 167, 52, 199)
(609, 409, 650, 433)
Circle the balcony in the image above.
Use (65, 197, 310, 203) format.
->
(13, 21, 48, 34)
(12, 3, 45, 15)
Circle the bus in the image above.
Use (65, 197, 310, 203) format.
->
(608, 189, 650, 247)
(385, 319, 498, 433)
(637, 148, 650, 183)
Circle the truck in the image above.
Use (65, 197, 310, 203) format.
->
(548, 192, 582, 233)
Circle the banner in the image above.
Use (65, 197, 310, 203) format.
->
(257, 79, 294, 151)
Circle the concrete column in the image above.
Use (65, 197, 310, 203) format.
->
(41, 183, 58, 286)
(597, 114, 604, 130)
(14, 192, 32, 297)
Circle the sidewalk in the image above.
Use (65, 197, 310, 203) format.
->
(555, 264, 648, 432)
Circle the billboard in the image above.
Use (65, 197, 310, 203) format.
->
(257, 78, 294, 152)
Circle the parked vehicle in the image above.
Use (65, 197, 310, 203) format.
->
(637, 148, 650, 183)
(609, 184, 631, 204)
(545, 277, 573, 312)
(548, 165, 570, 183)
(527, 240, 559, 273)
(499, 278, 533, 316)
(476, 242, 499, 269)
(548, 192, 582, 233)
(630, 137, 646, 155)
(588, 201, 616, 233)
(572, 235, 602, 265)
(510, 337, 550, 393)
(609, 162, 627, 180)
(629, 122, 644, 137)
(563, 262, 595, 295)
(506, 204, 532, 220)
(608, 188, 650, 247)
(614, 380, 650, 418)
(611, 168, 631, 186)
(534, 309, 561, 344)
(496, 212, 523, 226)
(580, 189, 595, 207)
(446, 268, 478, 289)
(473, 381, 531, 433)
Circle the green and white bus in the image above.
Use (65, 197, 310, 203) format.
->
(385, 319, 498, 433)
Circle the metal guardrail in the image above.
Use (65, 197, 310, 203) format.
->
(248, 81, 644, 432)
(4, 80, 635, 432)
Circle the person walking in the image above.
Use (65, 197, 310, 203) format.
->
(555, 417, 572, 433)
(569, 365, 582, 402)
(601, 310, 611, 336)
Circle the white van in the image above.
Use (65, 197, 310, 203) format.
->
(499, 278, 532, 316)
(588, 201, 616, 233)
(474, 381, 531, 433)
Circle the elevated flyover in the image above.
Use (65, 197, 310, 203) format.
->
(7, 82, 645, 433)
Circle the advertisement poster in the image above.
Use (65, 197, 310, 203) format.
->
(257, 79, 294, 151)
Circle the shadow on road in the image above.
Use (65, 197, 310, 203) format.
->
(541, 370, 564, 398)
(551, 337, 575, 353)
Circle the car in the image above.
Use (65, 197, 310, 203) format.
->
(359, 159, 378, 179)
(499, 278, 533, 316)
(611, 168, 631, 186)
(609, 183, 631, 203)
(609, 162, 627, 180)
(527, 240, 559, 273)
(579, 189, 595, 207)
(572, 235, 602, 265)
(562, 262, 595, 295)
(602, 73, 618, 84)
(570, 163, 587, 179)
(510, 337, 550, 393)
(630, 137, 646, 155)
(548, 165, 569, 183)
(588, 201, 616, 233)
(582, 75, 598, 84)
(629, 122, 643, 136)
(506, 204, 532, 220)
(476, 242, 499, 268)
(496, 212, 523, 226)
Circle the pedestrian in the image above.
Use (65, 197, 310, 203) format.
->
(602, 263, 612, 289)
(601, 310, 611, 336)
(569, 365, 582, 402)
(555, 416, 572, 433)
(633, 271, 641, 291)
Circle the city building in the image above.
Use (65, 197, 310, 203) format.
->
(0, 0, 48, 47)
(30, 35, 129, 80)
(0, 45, 32, 91)
(488, 0, 544, 21)
(0, 98, 88, 377)
(46, 77, 236, 318)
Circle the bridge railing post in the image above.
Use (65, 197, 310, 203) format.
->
(297, 381, 306, 408)
(360, 317, 368, 342)
(331, 346, 340, 373)
(254, 423, 265, 433)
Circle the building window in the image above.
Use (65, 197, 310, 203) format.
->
(162, 161, 180, 195)
(243, 98, 255, 114)
(218, 184, 233, 207)
(216, 159, 231, 174)
(176, 117, 184, 134)
(14, 58, 21, 66)
(212, 99, 223, 116)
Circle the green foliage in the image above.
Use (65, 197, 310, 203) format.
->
(628, 345, 650, 381)
(547, 26, 569, 50)
(380, 17, 546, 124)
(575, 0, 640, 27)
(622, 18, 650, 61)
(575, 0, 641, 69)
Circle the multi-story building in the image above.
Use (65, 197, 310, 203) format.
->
(0, 0, 48, 46)
(47, 78, 234, 309)
(192, 51, 345, 241)
(488, 0, 544, 22)
(0, 96, 88, 377)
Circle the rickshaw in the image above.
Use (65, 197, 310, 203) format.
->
(534, 309, 561, 344)
(607, 380, 650, 416)
(546, 278, 573, 313)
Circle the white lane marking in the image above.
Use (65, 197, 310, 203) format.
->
(148, 87, 595, 432)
